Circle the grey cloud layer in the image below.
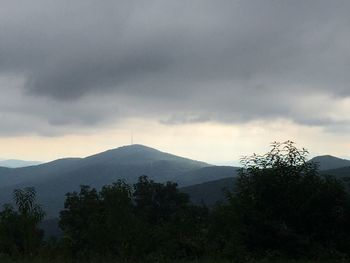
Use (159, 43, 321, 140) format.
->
(1, 0, 350, 135)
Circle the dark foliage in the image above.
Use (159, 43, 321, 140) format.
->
(58, 176, 207, 260)
(0, 188, 44, 257)
(133, 175, 190, 225)
(226, 141, 350, 259)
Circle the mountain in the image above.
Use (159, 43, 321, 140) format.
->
(0, 145, 237, 217)
(177, 166, 238, 186)
(181, 177, 236, 206)
(0, 159, 42, 168)
(310, 155, 350, 171)
(321, 166, 350, 179)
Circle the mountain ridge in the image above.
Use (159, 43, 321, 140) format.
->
(310, 155, 350, 171)
(0, 159, 42, 168)
(0, 144, 235, 217)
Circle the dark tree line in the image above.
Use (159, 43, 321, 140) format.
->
(58, 176, 209, 261)
(1, 141, 350, 261)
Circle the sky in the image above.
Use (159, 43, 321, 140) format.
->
(1, 0, 350, 165)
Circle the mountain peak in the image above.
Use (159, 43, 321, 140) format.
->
(83, 144, 209, 167)
(313, 154, 338, 159)
(90, 144, 163, 159)
(310, 155, 350, 171)
(114, 144, 159, 152)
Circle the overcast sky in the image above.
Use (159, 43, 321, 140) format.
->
(1, 0, 350, 164)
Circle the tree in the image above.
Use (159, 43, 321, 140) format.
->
(133, 175, 189, 225)
(0, 187, 44, 257)
(133, 176, 208, 259)
(99, 181, 143, 259)
(229, 141, 349, 258)
(59, 181, 143, 260)
(59, 185, 101, 258)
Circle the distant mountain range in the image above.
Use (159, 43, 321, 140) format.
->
(0, 159, 42, 168)
(0, 145, 238, 217)
(309, 155, 350, 171)
(0, 146, 350, 220)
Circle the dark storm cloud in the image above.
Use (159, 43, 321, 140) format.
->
(1, 0, 350, 135)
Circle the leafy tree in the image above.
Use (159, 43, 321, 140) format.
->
(133, 175, 189, 225)
(0, 187, 44, 257)
(59, 185, 101, 258)
(230, 141, 349, 258)
(99, 181, 144, 259)
(133, 176, 208, 259)
(59, 181, 143, 260)
(14, 187, 45, 256)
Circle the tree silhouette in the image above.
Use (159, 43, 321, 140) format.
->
(14, 187, 45, 222)
(230, 141, 349, 258)
(0, 187, 44, 257)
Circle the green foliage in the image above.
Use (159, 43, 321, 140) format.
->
(58, 176, 208, 261)
(133, 175, 190, 225)
(0, 188, 44, 258)
(59, 181, 144, 259)
(231, 141, 349, 258)
(132, 176, 208, 259)
(59, 185, 101, 257)
(14, 188, 45, 222)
